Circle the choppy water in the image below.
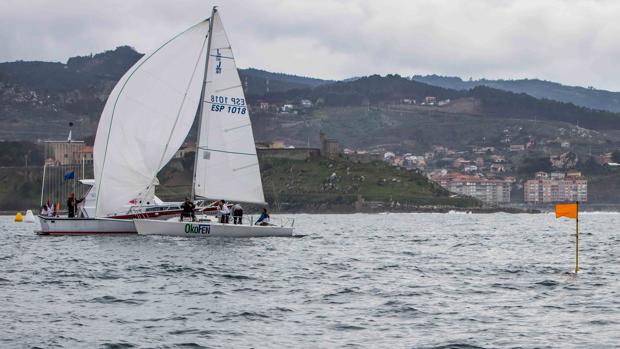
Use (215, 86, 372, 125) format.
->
(1, 213, 619, 348)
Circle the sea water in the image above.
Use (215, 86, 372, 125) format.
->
(1, 213, 618, 348)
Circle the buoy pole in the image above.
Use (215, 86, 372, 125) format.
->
(575, 201, 579, 273)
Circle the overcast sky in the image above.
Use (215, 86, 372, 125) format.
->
(2, 0, 620, 90)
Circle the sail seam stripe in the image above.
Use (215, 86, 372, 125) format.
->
(198, 147, 256, 156)
(233, 163, 259, 172)
(213, 85, 242, 93)
(96, 20, 207, 215)
(223, 124, 250, 132)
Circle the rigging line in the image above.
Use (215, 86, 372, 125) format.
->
(191, 7, 217, 201)
(95, 19, 209, 215)
(155, 30, 209, 172)
(135, 67, 204, 99)
(198, 147, 256, 156)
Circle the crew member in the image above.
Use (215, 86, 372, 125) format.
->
(41, 200, 52, 216)
(219, 200, 230, 224)
(67, 193, 84, 218)
(180, 197, 196, 221)
(232, 203, 243, 224)
(255, 207, 270, 226)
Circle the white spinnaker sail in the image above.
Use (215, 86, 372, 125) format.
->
(194, 12, 265, 204)
(94, 20, 210, 217)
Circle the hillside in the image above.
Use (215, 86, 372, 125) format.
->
(413, 75, 620, 113)
(251, 105, 620, 155)
(2, 47, 620, 143)
(0, 155, 480, 212)
(0, 46, 329, 141)
(259, 74, 620, 131)
(242, 68, 330, 96)
(155, 156, 480, 212)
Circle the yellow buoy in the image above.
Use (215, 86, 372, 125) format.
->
(15, 212, 23, 222)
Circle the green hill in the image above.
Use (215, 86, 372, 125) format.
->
(155, 156, 480, 213)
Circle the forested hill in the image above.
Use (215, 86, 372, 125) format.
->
(0, 46, 329, 96)
(413, 75, 620, 113)
(258, 74, 620, 130)
(241, 68, 330, 95)
(0, 46, 331, 140)
(2, 46, 620, 142)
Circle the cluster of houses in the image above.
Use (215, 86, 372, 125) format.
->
(255, 99, 314, 114)
(173, 120, 594, 206)
(400, 96, 451, 106)
(380, 142, 589, 205)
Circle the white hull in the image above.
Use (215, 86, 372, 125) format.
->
(135, 219, 294, 238)
(37, 216, 136, 235)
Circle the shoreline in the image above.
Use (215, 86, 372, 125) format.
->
(5, 203, 620, 216)
(10, 207, 620, 216)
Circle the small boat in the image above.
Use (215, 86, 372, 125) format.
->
(131, 7, 294, 237)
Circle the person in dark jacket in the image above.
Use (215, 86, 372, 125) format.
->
(67, 192, 84, 218)
(232, 203, 243, 224)
(180, 197, 196, 221)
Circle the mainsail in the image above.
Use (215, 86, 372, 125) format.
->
(193, 11, 266, 204)
(94, 20, 210, 217)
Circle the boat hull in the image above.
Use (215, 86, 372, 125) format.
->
(37, 216, 136, 235)
(135, 219, 294, 238)
(35, 206, 221, 236)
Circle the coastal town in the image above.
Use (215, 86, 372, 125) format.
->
(218, 94, 620, 208)
(9, 86, 620, 212)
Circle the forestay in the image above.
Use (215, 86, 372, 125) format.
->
(193, 12, 265, 204)
(94, 20, 210, 217)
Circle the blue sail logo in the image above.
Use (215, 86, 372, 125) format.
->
(215, 49, 222, 74)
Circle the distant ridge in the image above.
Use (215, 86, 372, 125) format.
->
(257, 74, 620, 130)
(240, 68, 331, 95)
(2, 46, 620, 142)
(413, 75, 620, 113)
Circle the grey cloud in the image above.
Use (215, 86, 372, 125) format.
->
(1, 0, 619, 90)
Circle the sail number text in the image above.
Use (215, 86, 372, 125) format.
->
(209, 95, 247, 115)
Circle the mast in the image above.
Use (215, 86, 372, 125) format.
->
(191, 6, 217, 201)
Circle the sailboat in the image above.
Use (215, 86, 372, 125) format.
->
(36, 14, 221, 235)
(101, 7, 293, 237)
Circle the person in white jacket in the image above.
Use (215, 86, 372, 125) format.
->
(219, 200, 230, 224)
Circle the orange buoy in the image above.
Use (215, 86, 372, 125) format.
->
(14, 212, 23, 222)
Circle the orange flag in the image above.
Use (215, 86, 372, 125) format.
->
(556, 203, 578, 219)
